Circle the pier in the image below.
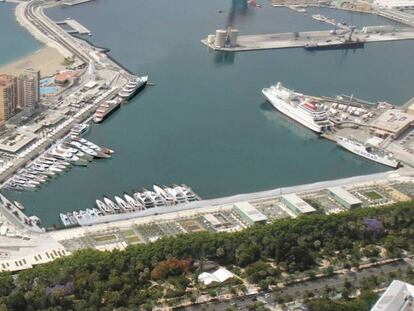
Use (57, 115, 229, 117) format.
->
(56, 19, 91, 35)
(202, 27, 414, 52)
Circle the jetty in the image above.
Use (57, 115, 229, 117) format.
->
(202, 27, 414, 52)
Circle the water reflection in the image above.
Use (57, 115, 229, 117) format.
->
(212, 51, 235, 65)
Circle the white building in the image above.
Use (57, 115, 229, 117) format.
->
(198, 267, 234, 286)
(371, 280, 414, 311)
(281, 194, 316, 215)
(374, 0, 414, 9)
(233, 202, 267, 225)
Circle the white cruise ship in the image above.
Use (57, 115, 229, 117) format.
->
(262, 82, 331, 133)
(337, 137, 400, 168)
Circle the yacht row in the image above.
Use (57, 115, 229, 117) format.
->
(93, 75, 148, 124)
(5, 137, 113, 191)
(60, 184, 200, 226)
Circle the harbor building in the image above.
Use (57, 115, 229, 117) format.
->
(371, 280, 414, 311)
(327, 187, 362, 209)
(281, 194, 316, 216)
(370, 109, 414, 139)
(233, 202, 267, 225)
(0, 74, 17, 122)
(17, 68, 40, 110)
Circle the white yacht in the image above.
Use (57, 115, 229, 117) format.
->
(262, 82, 331, 133)
(124, 193, 144, 210)
(163, 186, 187, 204)
(337, 137, 400, 168)
(114, 196, 132, 211)
(153, 185, 176, 205)
(174, 184, 199, 202)
(70, 123, 90, 137)
(142, 189, 165, 207)
(103, 197, 121, 213)
(118, 76, 148, 100)
(60, 213, 71, 226)
(96, 199, 112, 214)
(133, 191, 154, 209)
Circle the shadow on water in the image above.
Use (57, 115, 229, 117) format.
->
(212, 51, 236, 65)
(259, 101, 319, 141)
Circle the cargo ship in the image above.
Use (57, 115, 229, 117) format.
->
(304, 40, 364, 51)
(93, 98, 121, 123)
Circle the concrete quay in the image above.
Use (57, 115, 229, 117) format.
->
(202, 28, 414, 52)
(56, 18, 91, 35)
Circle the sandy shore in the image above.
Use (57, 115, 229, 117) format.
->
(0, 46, 66, 77)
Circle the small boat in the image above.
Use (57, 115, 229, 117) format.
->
(60, 213, 71, 226)
(14, 201, 25, 211)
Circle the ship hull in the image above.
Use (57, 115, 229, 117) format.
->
(93, 102, 121, 124)
(305, 41, 365, 51)
(337, 138, 399, 168)
(262, 89, 322, 133)
(119, 80, 148, 101)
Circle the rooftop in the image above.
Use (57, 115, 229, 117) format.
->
(233, 202, 268, 222)
(371, 280, 414, 311)
(328, 187, 362, 206)
(370, 109, 414, 136)
(282, 194, 316, 214)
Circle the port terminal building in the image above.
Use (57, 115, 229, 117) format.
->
(370, 110, 414, 139)
(233, 202, 267, 225)
(327, 187, 362, 209)
(281, 194, 316, 216)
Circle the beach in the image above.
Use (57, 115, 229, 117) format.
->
(0, 46, 65, 77)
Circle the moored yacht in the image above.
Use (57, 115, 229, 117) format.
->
(60, 213, 71, 226)
(96, 199, 112, 214)
(114, 196, 132, 211)
(103, 197, 121, 213)
(134, 191, 154, 209)
(118, 76, 148, 100)
(153, 185, 176, 205)
(124, 193, 143, 210)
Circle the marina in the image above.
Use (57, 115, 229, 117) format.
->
(4, 135, 113, 191)
(60, 184, 201, 226)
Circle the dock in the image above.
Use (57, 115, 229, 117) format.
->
(202, 27, 414, 52)
(62, 0, 94, 6)
(56, 19, 91, 35)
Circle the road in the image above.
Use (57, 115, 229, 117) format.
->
(178, 261, 410, 311)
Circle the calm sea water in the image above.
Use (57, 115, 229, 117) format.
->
(3, 0, 414, 226)
(0, 3, 41, 67)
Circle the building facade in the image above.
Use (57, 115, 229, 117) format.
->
(17, 68, 40, 111)
(0, 74, 17, 122)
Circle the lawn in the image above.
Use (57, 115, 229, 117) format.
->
(364, 191, 383, 201)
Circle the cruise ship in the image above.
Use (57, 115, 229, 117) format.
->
(336, 137, 400, 168)
(93, 98, 121, 124)
(118, 76, 148, 100)
(262, 82, 331, 133)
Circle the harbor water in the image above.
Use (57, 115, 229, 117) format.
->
(0, 2, 42, 67)
(3, 0, 414, 226)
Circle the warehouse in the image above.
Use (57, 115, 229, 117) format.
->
(370, 109, 414, 139)
(327, 187, 362, 209)
(233, 202, 267, 225)
(281, 194, 316, 216)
